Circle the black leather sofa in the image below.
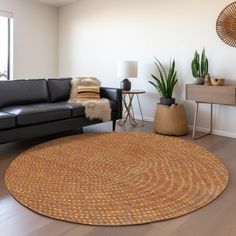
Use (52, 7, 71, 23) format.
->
(0, 78, 122, 144)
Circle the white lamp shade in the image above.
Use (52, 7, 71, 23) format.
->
(117, 61, 138, 78)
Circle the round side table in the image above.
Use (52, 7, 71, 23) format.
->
(118, 90, 146, 127)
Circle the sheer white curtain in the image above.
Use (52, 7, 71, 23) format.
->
(0, 10, 13, 80)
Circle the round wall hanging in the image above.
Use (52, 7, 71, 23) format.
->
(216, 2, 236, 47)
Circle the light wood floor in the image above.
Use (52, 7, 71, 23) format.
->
(0, 121, 235, 236)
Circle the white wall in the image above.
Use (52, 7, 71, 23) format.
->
(58, 0, 236, 137)
(0, 0, 58, 79)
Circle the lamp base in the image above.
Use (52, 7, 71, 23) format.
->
(120, 78, 131, 91)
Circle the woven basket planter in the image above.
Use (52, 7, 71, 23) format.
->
(154, 104, 188, 136)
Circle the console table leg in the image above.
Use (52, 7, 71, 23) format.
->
(192, 103, 213, 140)
(210, 103, 213, 134)
(192, 102, 199, 139)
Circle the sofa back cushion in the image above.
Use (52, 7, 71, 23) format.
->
(0, 79, 49, 108)
(47, 78, 72, 102)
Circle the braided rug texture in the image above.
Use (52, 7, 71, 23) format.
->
(5, 132, 228, 226)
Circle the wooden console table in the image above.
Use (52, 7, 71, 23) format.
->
(186, 84, 236, 139)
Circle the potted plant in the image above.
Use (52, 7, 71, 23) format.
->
(149, 57, 178, 106)
(191, 48, 208, 85)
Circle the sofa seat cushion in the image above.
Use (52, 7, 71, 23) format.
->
(0, 112, 16, 130)
(2, 104, 71, 126)
(62, 102, 85, 118)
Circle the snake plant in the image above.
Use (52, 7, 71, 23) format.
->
(149, 58, 177, 99)
(191, 48, 208, 79)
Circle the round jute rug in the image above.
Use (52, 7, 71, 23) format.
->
(5, 132, 228, 226)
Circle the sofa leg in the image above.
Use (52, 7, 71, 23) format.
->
(112, 119, 116, 132)
(80, 128, 84, 134)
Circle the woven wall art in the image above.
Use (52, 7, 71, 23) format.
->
(216, 2, 236, 47)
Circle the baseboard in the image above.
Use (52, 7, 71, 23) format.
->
(135, 115, 236, 139)
(135, 116, 154, 123)
(188, 125, 236, 139)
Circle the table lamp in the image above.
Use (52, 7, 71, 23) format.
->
(117, 61, 138, 90)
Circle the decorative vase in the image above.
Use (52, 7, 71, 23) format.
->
(120, 79, 131, 91)
(204, 74, 212, 86)
(210, 78, 225, 86)
(160, 98, 175, 106)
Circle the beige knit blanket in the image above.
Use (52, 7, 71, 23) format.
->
(68, 77, 111, 122)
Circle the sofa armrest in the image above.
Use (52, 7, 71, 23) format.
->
(100, 87, 122, 119)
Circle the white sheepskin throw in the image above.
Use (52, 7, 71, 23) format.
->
(68, 77, 111, 122)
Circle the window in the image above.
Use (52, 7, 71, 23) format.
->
(0, 11, 13, 80)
